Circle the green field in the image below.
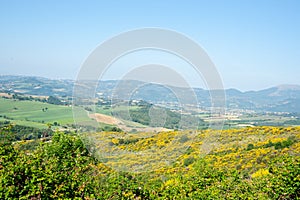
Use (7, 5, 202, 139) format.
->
(0, 98, 147, 130)
(0, 98, 92, 128)
(2, 97, 298, 131)
(96, 105, 141, 116)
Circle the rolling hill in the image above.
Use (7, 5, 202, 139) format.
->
(1, 75, 300, 113)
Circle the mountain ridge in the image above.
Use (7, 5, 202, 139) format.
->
(2, 74, 300, 92)
(1, 75, 300, 113)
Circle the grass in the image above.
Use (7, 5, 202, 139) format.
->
(96, 106, 112, 115)
(96, 105, 141, 116)
(0, 98, 93, 128)
(0, 118, 47, 129)
(0, 98, 148, 130)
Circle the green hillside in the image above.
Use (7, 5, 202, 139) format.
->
(0, 98, 89, 128)
(1, 125, 299, 199)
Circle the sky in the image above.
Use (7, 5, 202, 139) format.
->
(0, 0, 300, 91)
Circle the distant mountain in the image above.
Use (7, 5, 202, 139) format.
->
(0, 75, 73, 96)
(229, 85, 300, 112)
(1, 75, 300, 113)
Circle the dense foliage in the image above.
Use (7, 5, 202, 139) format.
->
(0, 125, 299, 199)
(0, 121, 53, 141)
(115, 104, 204, 129)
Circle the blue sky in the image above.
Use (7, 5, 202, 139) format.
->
(0, 0, 299, 91)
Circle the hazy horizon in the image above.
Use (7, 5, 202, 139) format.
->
(1, 73, 300, 93)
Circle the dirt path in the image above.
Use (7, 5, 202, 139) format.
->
(89, 113, 171, 132)
(89, 113, 121, 125)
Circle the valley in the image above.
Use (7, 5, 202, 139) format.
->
(0, 75, 299, 199)
(1, 75, 300, 132)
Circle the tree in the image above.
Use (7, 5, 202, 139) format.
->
(47, 96, 62, 105)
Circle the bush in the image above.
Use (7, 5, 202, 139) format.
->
(0, 130, 98, 199)
(247, 143, 254, 150)
(183, 156, 195, 166)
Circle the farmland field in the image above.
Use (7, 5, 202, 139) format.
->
(0, 98, 90, 128)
